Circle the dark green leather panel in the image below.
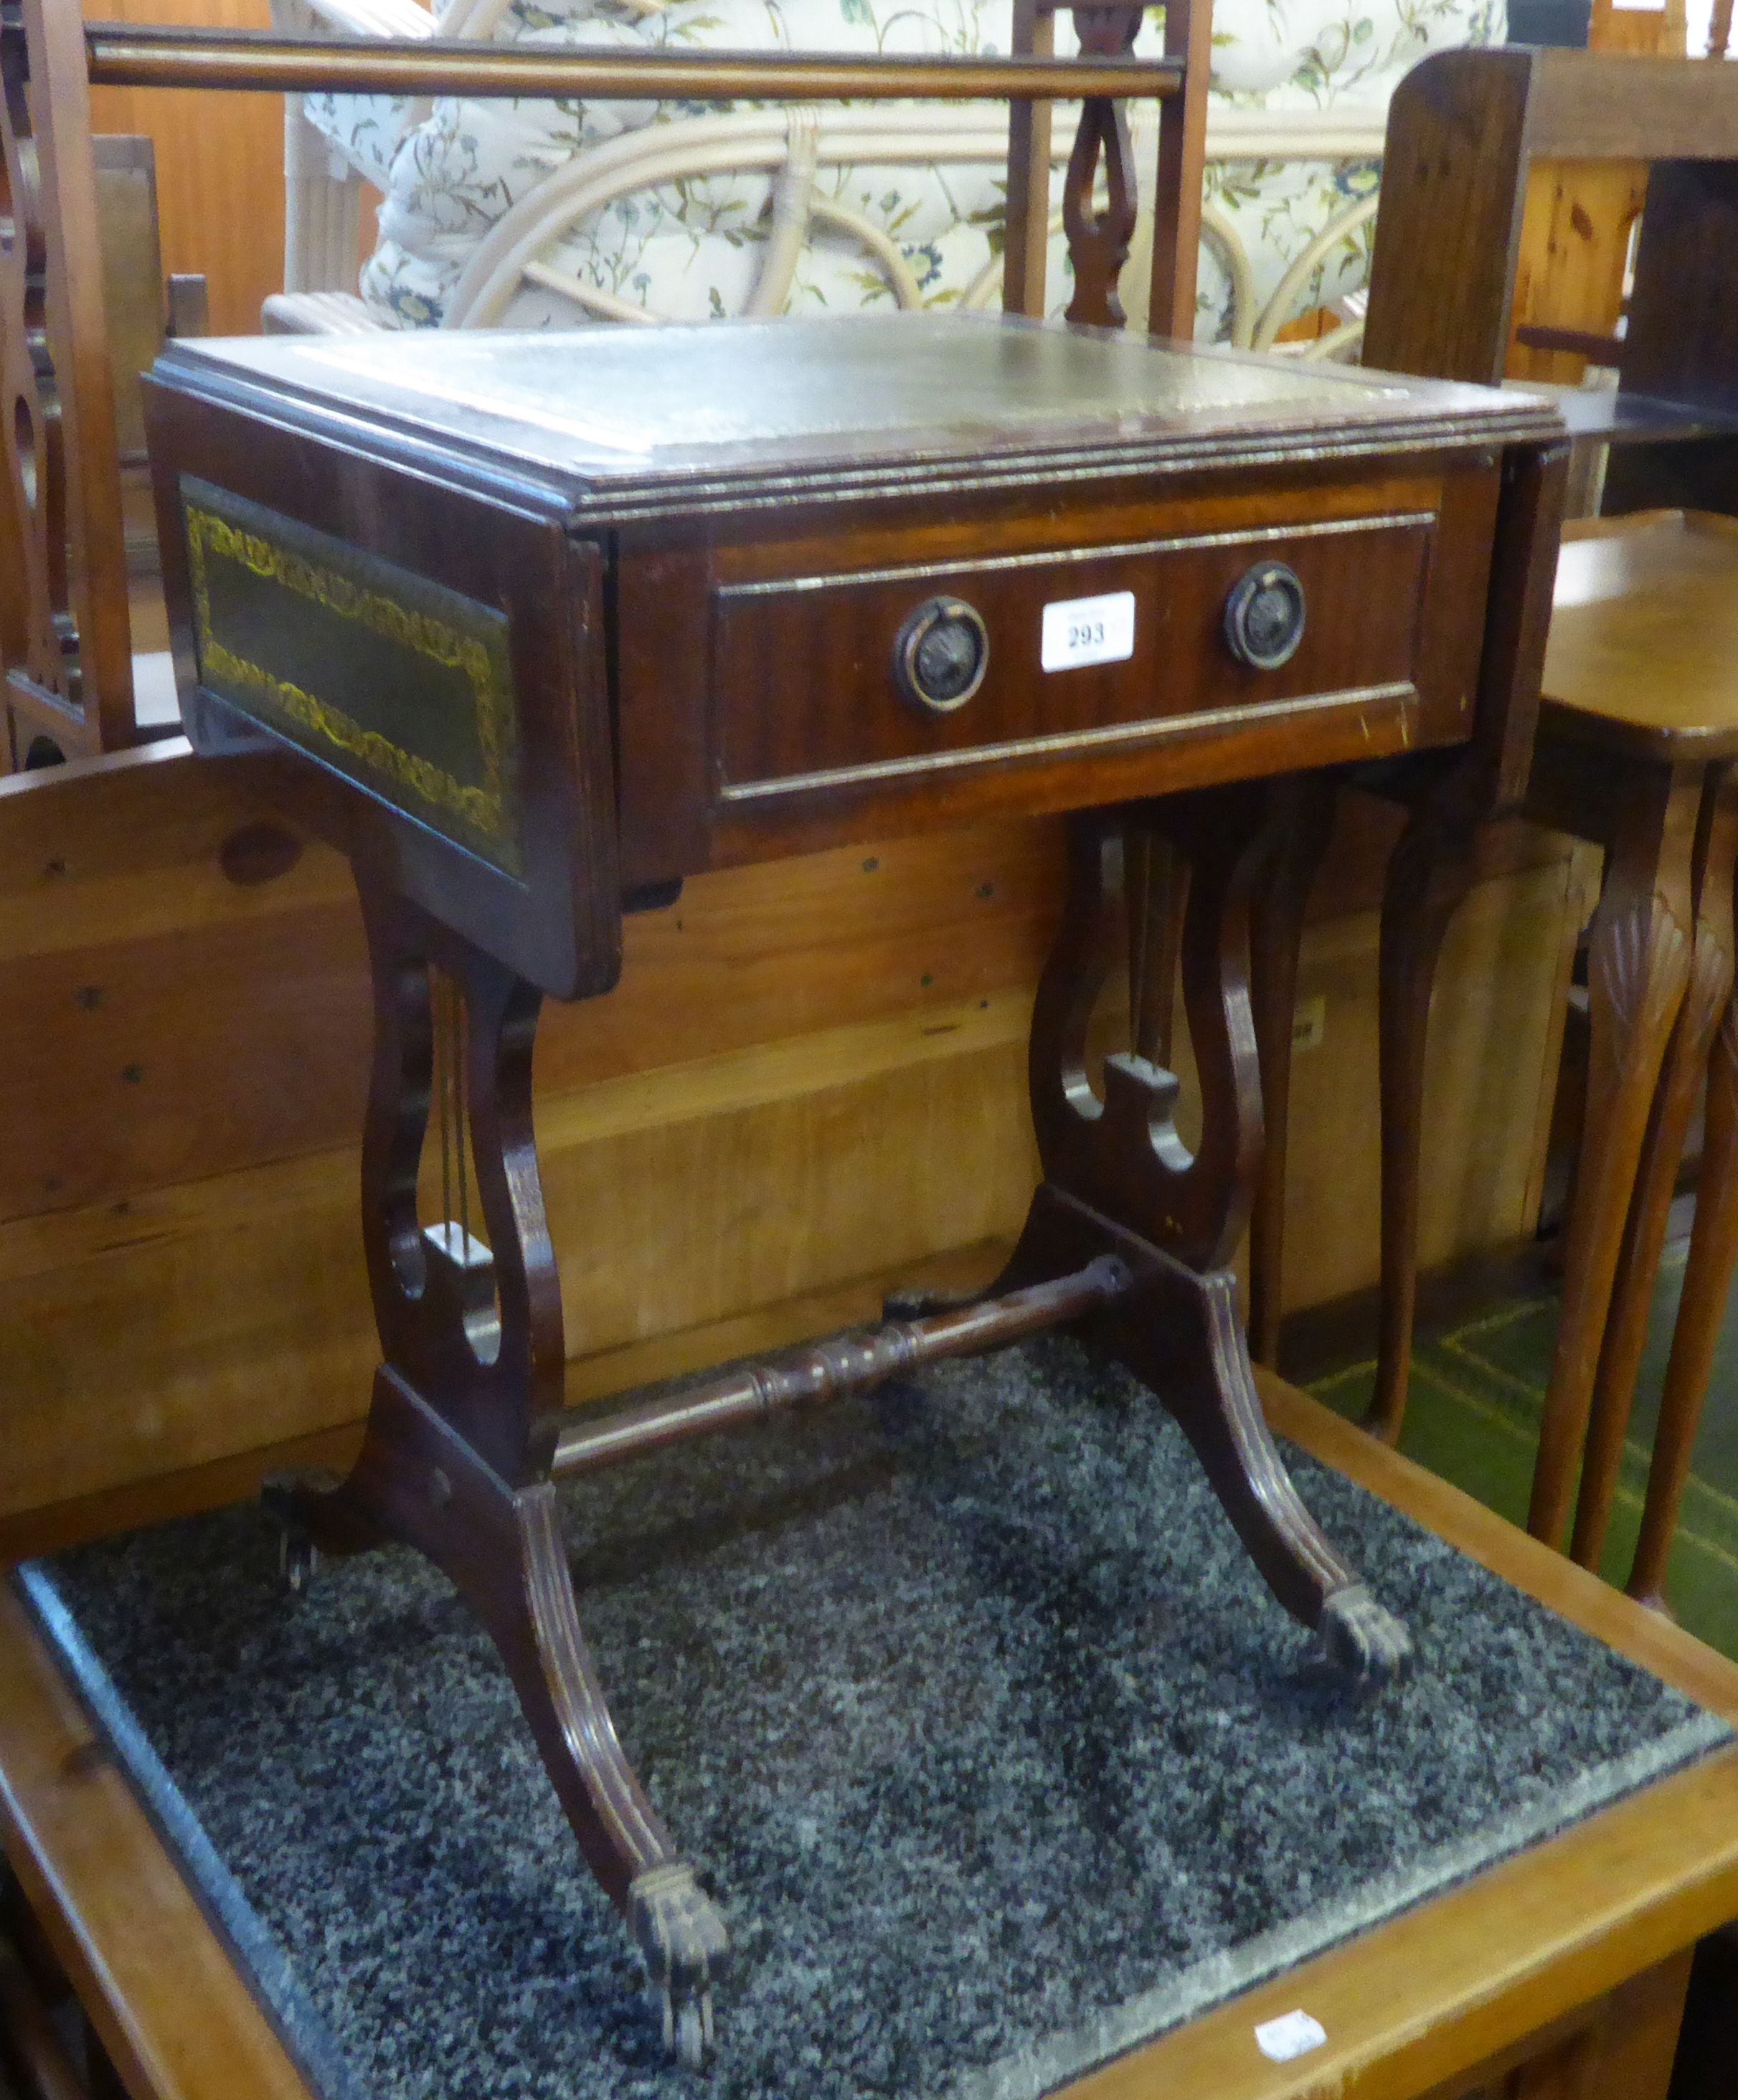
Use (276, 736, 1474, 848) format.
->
(183, 476, 522, 875)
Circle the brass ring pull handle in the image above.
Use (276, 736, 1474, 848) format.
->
(894, 595, 990, 713)
(1223, 562, 1306, 671)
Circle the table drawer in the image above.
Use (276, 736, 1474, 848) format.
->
(712, 511, 1435, 805)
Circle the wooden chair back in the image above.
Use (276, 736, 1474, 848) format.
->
(1365, 52, 1738, 397)
(1003, 0, 1210, 336)
(0, 0, 136, 767)
(1366, 47, 1738, 517)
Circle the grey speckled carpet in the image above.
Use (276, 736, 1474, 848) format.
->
(21, 1335, 1731, 2100)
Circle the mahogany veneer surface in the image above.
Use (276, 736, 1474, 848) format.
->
(164, 318, 1539, 495)
(145, 314, 1559, 965)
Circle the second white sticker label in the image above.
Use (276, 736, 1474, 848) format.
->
(1040, 590, 1136, 673)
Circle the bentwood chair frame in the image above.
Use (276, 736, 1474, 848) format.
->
(266, 0, 1387, 349)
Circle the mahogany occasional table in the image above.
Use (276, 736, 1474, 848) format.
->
(131, 313, 1565, 2062)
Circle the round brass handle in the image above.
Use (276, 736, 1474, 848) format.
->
(1223, 562, 1307, 671)
(894, 595, 989, 713)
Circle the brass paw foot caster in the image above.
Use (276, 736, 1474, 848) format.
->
(260, 1472, 323, 1597)
(628, 1862, 729, 2070)
(1320, 1583, 1414, 1692)
(663, 1987, 715, 2073)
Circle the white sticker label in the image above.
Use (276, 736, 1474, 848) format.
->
(1041, 590, 1135, 672)
(1255, 2010, 1327, 2063)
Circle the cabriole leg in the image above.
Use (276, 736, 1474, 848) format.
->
(1369, 798, 1483, 1443)
(1529, 763, 1700, 1549)
(1572, 766, 1738, 1573)
(1630, 990, 1738, 1607)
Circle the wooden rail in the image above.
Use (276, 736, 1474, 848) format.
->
(82, 24, 1184, 103)
(551, 1256, 1130, 1477)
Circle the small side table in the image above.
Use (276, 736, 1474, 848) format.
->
(1364, 514, 1738, 1596)
(1283, 42, 1738, 1599)
(1532, 514, 1738, 1579)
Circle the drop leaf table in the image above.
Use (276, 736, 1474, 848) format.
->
(141, 313, 1564, 2061)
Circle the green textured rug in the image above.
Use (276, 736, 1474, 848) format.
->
(1311, 1242, 1738, 1665)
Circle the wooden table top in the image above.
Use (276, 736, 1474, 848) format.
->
(156, 317, 1559, 523)
(3, 1363, 1736, 2100)
(1543, 511, 1738, 762)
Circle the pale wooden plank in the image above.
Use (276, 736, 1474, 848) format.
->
(1280, 859, 1583, 1311)
(1507, 161, 1646, 389)
(0, 1589, 315, 2100)
(0, 737, 1062, 1219)
(0, 1011, 1041, 1518)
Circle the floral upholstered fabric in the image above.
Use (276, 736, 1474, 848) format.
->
(302, 0, 1504, 339)
(1199, 0, 1503, 339)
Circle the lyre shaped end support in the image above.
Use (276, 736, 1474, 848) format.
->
(280, 879, 727, 2067)
(1030, 791, 1289, 1271)
(356, 881, 565, 1485)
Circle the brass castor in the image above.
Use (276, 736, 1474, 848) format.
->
(1321, 1582, 1414, 1691)
(629, 1862, 728, 2070)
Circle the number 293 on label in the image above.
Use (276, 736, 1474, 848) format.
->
(1040, 590, 1137, 673)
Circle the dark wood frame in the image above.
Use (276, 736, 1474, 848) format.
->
(0, 1, 139, 767)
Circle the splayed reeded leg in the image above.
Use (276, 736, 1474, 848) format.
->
(1011, 796, 1412, 1688)
(267, 885, 726, 2066)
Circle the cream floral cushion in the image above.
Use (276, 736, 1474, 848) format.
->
(1199, 0, 1503, 340)
(302, 0, 1504, 338)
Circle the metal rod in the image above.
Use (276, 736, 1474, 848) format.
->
(434, 972, 452, 1236)
(83, 25, 1184, 103)
(454, 986, 471, 1253)
(551, 1254, 1131, 1479)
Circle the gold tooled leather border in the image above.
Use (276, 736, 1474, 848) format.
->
(185, 486, 520, 874)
